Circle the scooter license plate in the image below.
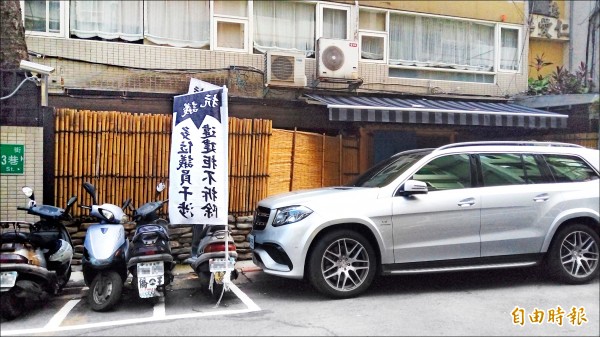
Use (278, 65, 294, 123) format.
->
(209, 257, 235, 273)
(136, 262, 164, 298)
(1, 271, 18, 289)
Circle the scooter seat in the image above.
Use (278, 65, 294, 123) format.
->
(1, 231, 30, 244)
(132, 225, 169, 242)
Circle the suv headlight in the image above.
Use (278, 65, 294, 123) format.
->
(272, 206, 313, 227)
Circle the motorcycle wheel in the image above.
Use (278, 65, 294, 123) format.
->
(57, 266, 72, 292)
(212, 282, 225, 301)
(88, 271, 122, 312)
(200, 271, 226, 301)
(0, 290, 24, 320)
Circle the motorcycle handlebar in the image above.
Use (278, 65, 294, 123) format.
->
(16, 206, 29, 211)
(79, 205, 91, 210)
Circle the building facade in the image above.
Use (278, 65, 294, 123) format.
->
(18, 0, 570, 171)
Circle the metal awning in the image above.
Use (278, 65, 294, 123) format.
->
(305, 94, 568, 129)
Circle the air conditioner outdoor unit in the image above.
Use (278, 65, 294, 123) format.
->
(317, 38, 359, 80)
(266, 50, 307, 87)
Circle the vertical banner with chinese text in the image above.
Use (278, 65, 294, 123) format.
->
(168, 86, 228, 225)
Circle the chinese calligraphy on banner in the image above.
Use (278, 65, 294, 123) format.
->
(168, 84, 229, 225)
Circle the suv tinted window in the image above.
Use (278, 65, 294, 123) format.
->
(412, 154, 472, 191)
(348, 151, 430, 187)
(543, 154, 599, 182)
(480, 153, 549, 187)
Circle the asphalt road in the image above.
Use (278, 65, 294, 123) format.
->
(1, 262, 598, 336)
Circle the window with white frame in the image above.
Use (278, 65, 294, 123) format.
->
(317, 3, 350, 40)
(253, 0, 315, 56)
(359, 8, 387, 62)
(212, 0, 249, 52)
(144, 0, 210, 49)
(499, 26, 520, 71)
(70, 0, 143, 41)
(21, 0, 67, 37)
(389, 13, 495, 72)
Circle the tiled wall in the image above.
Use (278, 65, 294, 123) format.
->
(26, 36, 528, 98)
(0, 127, 44, 222)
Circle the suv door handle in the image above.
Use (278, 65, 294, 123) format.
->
(533, 193, 550, 202)
(458, 198, 475, 207)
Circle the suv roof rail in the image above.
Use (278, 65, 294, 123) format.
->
(436, 141, 584, 151)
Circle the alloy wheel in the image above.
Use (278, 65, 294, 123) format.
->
(560, 230, 599, 278)
(321, 238, 370, 292)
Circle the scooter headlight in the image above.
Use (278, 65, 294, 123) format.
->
(272, 205, 313, 227)
(100, 208, 115, 221)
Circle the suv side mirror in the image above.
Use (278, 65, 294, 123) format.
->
(399, 180, 428, 196)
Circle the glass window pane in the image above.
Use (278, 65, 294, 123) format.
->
(413, 154, 472, 191)
(522, 154, 549, 183)
(217, 21, 245, 49)
(480, 153, 527, 187)
(214, 0, 247, 17)
(544, 155, 599, 183)
(24, 0, 47, 32)
(359, 10, 385, 31)
(49, 1, 60, 33)
(389, 13, 494, 72)
(323, 7, 347, 39)
(361, 35, 384, 60)
(500, 28, 519, 71)
(253, 0, 315, 54)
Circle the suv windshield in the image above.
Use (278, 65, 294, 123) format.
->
(347, 150, 431, 187)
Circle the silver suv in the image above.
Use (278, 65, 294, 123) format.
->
(249, 141, 600, 298)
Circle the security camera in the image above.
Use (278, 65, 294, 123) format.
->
(20, 60, 54, 76)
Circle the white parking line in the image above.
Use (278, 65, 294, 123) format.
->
(153, 296, 166, 317)
(44, 299, 81, 329)
(2, 286, 261, 336)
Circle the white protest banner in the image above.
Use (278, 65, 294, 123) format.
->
(188, 78, 221, 94)
(168, 86, 229, 225)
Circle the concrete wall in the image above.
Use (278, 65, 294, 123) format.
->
(570, 0, 599, 92)
(26, 36, 528, 99)
(0, 126, 44, 223)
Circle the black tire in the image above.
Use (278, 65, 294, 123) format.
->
(57, 266, 72, 292)
(198, 271, 211, 293)
(546, 224, 600, 284)
(149, 295, 160, 306)
(88, 271, 123, 312)
(0, 290, 23, 320)
(307, 230, 376, 299)
(212, 282, 225, 301)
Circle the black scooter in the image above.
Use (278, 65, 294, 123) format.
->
(0, 187, 76, 320)
(127, 182, 174, 303)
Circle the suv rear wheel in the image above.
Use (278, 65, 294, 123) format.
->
(546, 224, 599, 284)
(307, 230, 376, 299)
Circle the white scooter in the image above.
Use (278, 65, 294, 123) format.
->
(80, 182, 131, 312)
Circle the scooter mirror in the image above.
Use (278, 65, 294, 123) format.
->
(65, 196, 77, 214)
(21, 186, 34, 199)
(83, 182, 97, 205)
(122, 198, 132, 210)
(156, 182, 165, 193)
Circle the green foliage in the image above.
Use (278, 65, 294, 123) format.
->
(527, 76, 550, 95)
(527, 55, 595, 96)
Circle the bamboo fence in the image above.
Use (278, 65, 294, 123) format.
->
(54, 109, 358, 218)
(267, 129, 360, 197)
(55, 109, 173, 217)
